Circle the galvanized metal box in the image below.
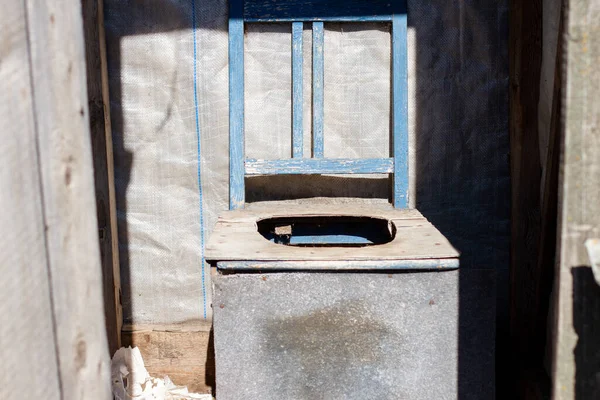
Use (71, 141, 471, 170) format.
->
(206, 204, 495, 399)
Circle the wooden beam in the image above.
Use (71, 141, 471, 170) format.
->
(216, 259, 459, 271)
(229, 0, 245, 209)
(292, 21, 304, 158)
(81, 0, 122, 356)
(391, 5, 408, 209)
(312, 22, 324, 158)
(552, 0, 600, 398)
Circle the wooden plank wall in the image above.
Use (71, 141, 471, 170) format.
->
(81, 0, 122, 355)
(552, 0, 600, 398)
(509, 0, 562, 397)
(0, 0, 112, 398)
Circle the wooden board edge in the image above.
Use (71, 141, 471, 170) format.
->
(81, 0, 122, 355)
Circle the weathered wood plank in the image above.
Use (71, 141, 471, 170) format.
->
(206, 206, 459, 262)
(220, 202, 424, 222)
(0, 2, 62, 398)
(24, 0, 112, 397)
(122, 327, 214, 395)
(217, 258, 459, 271)
(229, 0, 245, 209)
(392, 7, 408, 209)
(245, 158, 394, 175)
(552, 0, 600, 398)
(245, 16, 392, 22)
(81, 0, 122, 355)
(243, 0, 396, 21)
(312, 22, 324, 158)
(292, 21, 304, 158)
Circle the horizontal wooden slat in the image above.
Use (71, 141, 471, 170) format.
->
(244, 16, 392, 22)
(220, 202, 424, 223)
(217, 259, 459, 271)
(245, 158, 394, 175)
(244, 0, 398, 22)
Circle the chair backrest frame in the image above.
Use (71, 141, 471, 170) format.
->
(229, 0, 408, 209)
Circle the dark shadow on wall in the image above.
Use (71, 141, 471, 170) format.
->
(101, 0, 510, 397)
(572, 267, 600, 399)
(410, 3, 509, 398)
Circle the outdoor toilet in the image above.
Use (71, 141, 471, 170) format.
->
(206, 0, 496, 399)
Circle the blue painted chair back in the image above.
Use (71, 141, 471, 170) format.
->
(229, 0, 408, 209)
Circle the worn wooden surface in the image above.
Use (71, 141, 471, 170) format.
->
(206, 204, 458, 261)
(217, 258, 458, 271)
(25, 0, 113, 396)
(292, 21, 304, 158)
(81, 0, 122, 356)
(216, 202, 423, 221)
(229, 0, 245, 210)
(246, 158, 394, 175)
(1, 0, 112, 398)
(122, 325, 215, 395)
(312, 21, 324, 158)
(552, 0, 600, 398)
(392, 5, 408, 209)
(0, 2, 62, 397)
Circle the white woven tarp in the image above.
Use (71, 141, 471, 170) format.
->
(104, 0, 510, 325)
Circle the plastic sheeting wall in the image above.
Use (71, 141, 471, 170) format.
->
(104, 0, 509, 325)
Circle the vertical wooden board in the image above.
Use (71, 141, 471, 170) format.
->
(508, 0, 545, 396)
(0, 2, 61, 398)
(81, 0, 122, 355)
(553, 0, 600, 398)
(24, 0, 112, 398)
(312, 21, 324, 158)
(229, 0, 245, 209)
(292, 21, 304, 158)
(392, 9, 408, 209)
